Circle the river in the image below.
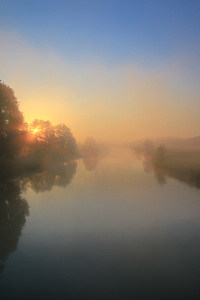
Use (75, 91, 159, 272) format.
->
(0, 149, 200, 299)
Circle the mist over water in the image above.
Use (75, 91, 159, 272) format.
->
(1, 1, 200, 298)
(1, 148, 200, 299)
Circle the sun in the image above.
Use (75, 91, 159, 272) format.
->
(31, 128, 40, 135)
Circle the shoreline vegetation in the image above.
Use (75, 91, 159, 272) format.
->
(0, 81, 78, 171)
(0, 81, 110, 181)
(0, 81, 200, 274)
(131, 140, 200, 189)
(1, 81, 200, 189)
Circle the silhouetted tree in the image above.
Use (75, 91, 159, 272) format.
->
(0, 82, 77, 165)
(29, 119, 54, 143)
(54, 124, 77, 157)
(29, 120, 77, 160)
(0, 81, 26, 159)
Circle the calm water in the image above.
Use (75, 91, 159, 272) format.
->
(1, 149, 200, 299)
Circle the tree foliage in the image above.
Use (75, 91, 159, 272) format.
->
(0, 82, 26, 158)
(0, 82, 77, 162)
(29, 119, 77, 160)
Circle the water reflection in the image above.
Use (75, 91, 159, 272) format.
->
(1, 151, 200, 299)
(139, 151, 200, 188)
(0, 178, 29, 272)
(20, 161, 77, 192)
(80, 137, 110, 171)
(0, 160, 77, 273)
(83, 156, 99, 171)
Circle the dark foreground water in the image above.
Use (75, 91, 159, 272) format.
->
(1, 149, 200, 299)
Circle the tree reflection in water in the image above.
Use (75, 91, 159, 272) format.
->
(80, 138, 109, 171)
(0, 178, 29, 272)
(83, 156, 99, 171)
(137, 149, 200, 189)
(0, 160, 77, 273)
(20, 160, 77, 193)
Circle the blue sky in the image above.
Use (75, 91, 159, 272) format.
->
(1, 0, 200, 141)
(1, 0, 200, 64)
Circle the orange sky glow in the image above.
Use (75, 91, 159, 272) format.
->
(1, 30, 200, 144)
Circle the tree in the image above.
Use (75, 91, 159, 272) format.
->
(81, 137, 99, 157)
(28, 119, 54, 155)
(153, 145, 166, 166)
(29, 119, 77, 159)
(0, 82, 26, 159)
(29, 119, 54, 143)
(54, 124, 77, 157)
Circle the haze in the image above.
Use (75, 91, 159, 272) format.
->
(1, 0, 200, 143)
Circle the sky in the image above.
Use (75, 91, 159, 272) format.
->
(0, 0, 200, 143)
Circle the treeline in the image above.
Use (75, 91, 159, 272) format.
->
(0, 81, 77, 167)
(79, 137, 110, 171)
(131, 140, 200, 188)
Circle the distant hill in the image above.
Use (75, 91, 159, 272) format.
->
(155, 136, 200, 148)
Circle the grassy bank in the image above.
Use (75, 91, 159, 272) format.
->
(153, 147, 200, 188)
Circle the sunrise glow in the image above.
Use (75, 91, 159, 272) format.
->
(1, 2, 200, 299)
(31, 128, 40, 135)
